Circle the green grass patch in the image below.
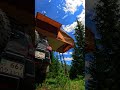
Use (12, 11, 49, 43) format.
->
(36, 76, 85, 90)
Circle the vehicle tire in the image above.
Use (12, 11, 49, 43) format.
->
(0, 9, 11, 53)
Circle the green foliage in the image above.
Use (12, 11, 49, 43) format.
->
(70, 21, 85, 79)
(93, 0, 120, 89)
(36, 51, 85, 90)
(36, 77, 85, 90)
(55, 72, 68, 87)
(86, 58, 97, 90)
(94, 0, 120, 52)
(47, 52, 61, 78)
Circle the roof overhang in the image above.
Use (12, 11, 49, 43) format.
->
(36, 12, 74, 53)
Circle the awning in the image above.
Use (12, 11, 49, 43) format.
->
(36, 12, 74, 53)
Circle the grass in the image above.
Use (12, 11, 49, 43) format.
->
(36, 77, 85, 90)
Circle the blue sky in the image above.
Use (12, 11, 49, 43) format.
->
(35, 0, 84, 65)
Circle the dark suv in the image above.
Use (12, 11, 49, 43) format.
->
(0, 9, 52, 89)
(0, 30, 35, 90)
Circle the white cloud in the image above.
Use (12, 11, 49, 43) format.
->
(62, 15, 68, 19)
(59, 52, 68, 55)
(49, 0, 51, 3)
(42, 11, 46, 15)
(59, 53, 62, 55)
(63, 0, 83, 14)
(62, 18, 84, 33)
(69, 52, 73, 55)
(62, 21, 77, 33)
(60, 52, 72, 55)
(57, 5, 62, 10)
(62, 7, 85, 33)
(77, 9, 85, 25)
(63, 52, 69, 55)
(72, 31, 75, 35)
(61, 0, 85, 33)
(81, 0, 85, 9)
(64, 57, 73, 61)
(62, 15, 85, 33)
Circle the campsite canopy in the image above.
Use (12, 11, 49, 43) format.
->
(35, 12, 74, 53)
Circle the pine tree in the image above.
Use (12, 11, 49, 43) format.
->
(94, 0, 120, 89)
(86, 59, 97, 90)
(69, 20, 85, 79)
(47, 52, 60, 78)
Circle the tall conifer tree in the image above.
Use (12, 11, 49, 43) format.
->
(94, 0, 120, 89)
(69, 21, 85, 79)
